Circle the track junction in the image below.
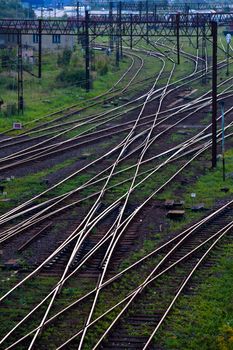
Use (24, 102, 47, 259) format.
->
(0, 9, 233, 350)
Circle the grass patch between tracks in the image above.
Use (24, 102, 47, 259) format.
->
(0, 157, 78, 213)
(159, 242, 233, 350)
(1, 32, 233, 349)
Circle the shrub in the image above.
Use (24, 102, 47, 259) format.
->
(57, 48, 72, 67)
(56, 67, 86, 88)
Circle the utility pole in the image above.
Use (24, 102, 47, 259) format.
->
(38, 19, 42, 78)
(146, 0, 149, 44)
(17, 32, 24, 114)
(109, 1, 114, 51)
(116, 3, 120, 66)
(211, 21, 218, 168)
(130, 13, 133, 49)
(119, 1, 123, 59)
(85, 10, 90, 92)
(176, 13, 180, 64)
(76, 1, 79, 20)
(196, 13, 199, 49)
(77, 1, 80, 43)
(202, 23, 206, 84)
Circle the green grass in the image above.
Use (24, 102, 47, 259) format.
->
(0, 33, 233, 349)
(184, 150, 233, 208)
(0, 157, 78, 213)
(159, 149, 233, 205)
(0, 50, 131, 133)
(117, 148, 233, 270)
(0, 273, 95, 350)
(160, 242, 233, 350)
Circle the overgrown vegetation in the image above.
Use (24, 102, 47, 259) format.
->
(0, 0, 34, 19)
(56, 47, 114, 89)
(0, 46, 130, 131)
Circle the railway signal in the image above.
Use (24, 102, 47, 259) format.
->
(38, 19, 42, 79)
(176, 13, 180, 65)
(226, 33, 231, 76)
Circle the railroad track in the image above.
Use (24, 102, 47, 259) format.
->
(0, 56, 231, 174)
(3, 199, 232, 350)
(0, 35, 233, 350)
(98, 205, 233, 350)
(0, 51, 145, 143)
(0, 41, 199, 148)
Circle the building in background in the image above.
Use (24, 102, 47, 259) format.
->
(0, 32, 75, 51)
(22, 33, 75, 50)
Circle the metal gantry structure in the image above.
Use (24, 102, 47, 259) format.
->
(77, 1, 233, 13)
(0, 12, 232, 36)
(0, 5, 232, 165)
(0, 12, 232, 81)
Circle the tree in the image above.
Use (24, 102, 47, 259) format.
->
(0, 0, 35, 19)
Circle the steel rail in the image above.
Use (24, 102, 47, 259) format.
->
(2, 121, 232, 348)
(0, 50, 144, 138)
(0, 43, 203, 150)
(89, 142, 228, 349)
(57, 220, 233, 350)
(0, 38, 229, 300)
(0, 75, 232, 249)
(0, 57, 206, 169)
(4, 195, 233, 350)
(0, 39, 228, 148)
(0, 52, 168, 303)
(0, 33, 233, 350)
(0, 142, 208, 348)
(2, 75, 232, 231)
(1, 119, 231, 334)
(49, 143, 233, 349)
(142, 221, 233, 349)
(76, 51, 176, 350)
(0, 49, 226, 168)
(0, 50, 170, 223)
(1, 84, 233, 237)
(0, 68, 207, 232)
(0, 43, 217, 166)
(26, 45, 168, 350)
